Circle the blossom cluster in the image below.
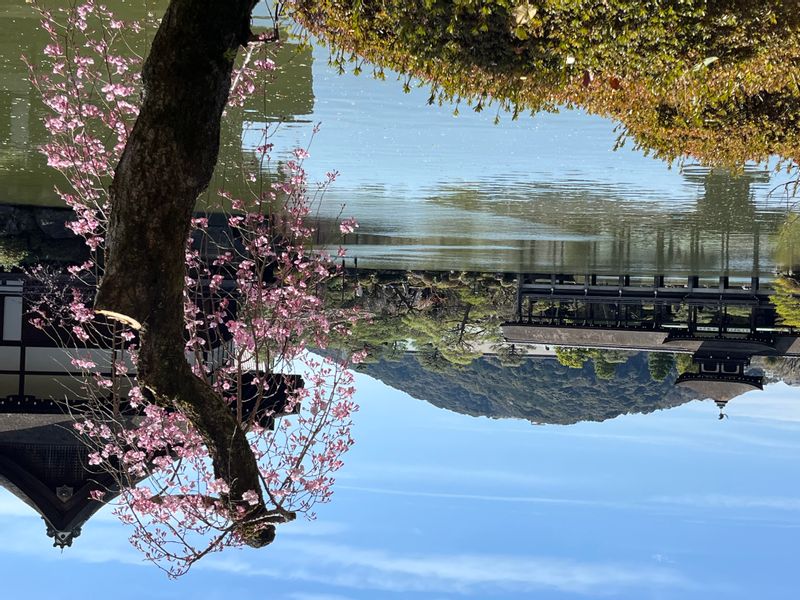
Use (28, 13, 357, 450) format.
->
(27, 1, 150, 260)
(28, 2, 362, 577)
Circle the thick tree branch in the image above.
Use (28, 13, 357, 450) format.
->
(93, 0, 278, 547)
(97, 0, 256, 324)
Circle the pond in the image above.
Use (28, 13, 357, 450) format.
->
(1, 2, 800, 599)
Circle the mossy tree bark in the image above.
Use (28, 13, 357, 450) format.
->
(94, 0, 290, 546)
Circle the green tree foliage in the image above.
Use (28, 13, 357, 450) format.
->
(555, 347, 634, 380)
(293, 0, 800, 166)
(647, 352, 675, 382)
(676, 352, 698, 374)
(771, 275, 800, 328)
(775, 213, 800, 273)
(493, 343, 526, 367)
(771, 212, 800, 327)
(593, 354, 620, 380)
(326, 270, 518, 368)
(0, 237, 27, 270)
(358, 353, 696, 424)
(554, 347, 592, 369)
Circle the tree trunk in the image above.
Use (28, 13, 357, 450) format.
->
(94, 0, 282, 547)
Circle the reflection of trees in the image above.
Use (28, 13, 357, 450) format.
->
(685, 168, 771, 275)
(775, 212, 800, 274)
(770, 207, 800, 326)
(427, 168, 780, 275)
(689, 170, 760, 233)
(0, 0, 74, 203)
(0, 0, 315, 207)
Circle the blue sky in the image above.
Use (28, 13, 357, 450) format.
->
(2, 373, 800, 599)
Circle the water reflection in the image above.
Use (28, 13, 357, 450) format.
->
(3, 165, 790, 278)
(0, 0, 314, 206)
(2, 1, 792, 277)
(297, 166, 789, 274)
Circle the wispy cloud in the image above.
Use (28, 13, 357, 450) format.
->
(284, 593, 355, 600)
(279, 520, 350, 537)
(0, 489, 121, 523)
(724, 389, 800, 424)
(203, 540, 691, 596)
(339, 462, 558, 487)
(335, 484, 631, 510)
(653, 494, 800, 512)
(532, 406, 800, 455)
(0, 492, 690, 597)
(0, 512, 145, 567)
(0, 492, 42, 518)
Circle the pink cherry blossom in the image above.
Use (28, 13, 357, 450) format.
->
(28, 1, 365, 578)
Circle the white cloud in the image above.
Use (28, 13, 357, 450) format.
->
(0, 488, 120, 522)
(0, 491, 41, 518)
(279, 520, 350, 537)
(653, 494, 800, 512)
(723, 384, 800, 423)
(202, 540, 690, 596)
(0, 512, 144, 567)
(0, 491, 690, 596)
(339, 462, 558, 487)
(285, 594, 355, 600)
(335, 484, 630, 510)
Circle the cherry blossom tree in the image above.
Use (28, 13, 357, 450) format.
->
(26, 0, 361, 576)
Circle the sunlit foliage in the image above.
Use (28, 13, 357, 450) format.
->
(647, 352, 675, 382)
(555, 347, 634, 380)
(292, 0, 800, 166)
(775, 212, 800, 272)
(329, 270, 517, 368)
(772, 275, 800, 328)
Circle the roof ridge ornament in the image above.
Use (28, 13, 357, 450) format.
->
(45, 522, 82, 548)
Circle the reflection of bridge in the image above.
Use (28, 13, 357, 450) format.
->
(503, 272, 800, 412)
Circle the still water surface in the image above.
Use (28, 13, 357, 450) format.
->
(2, 2, 796, 275)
